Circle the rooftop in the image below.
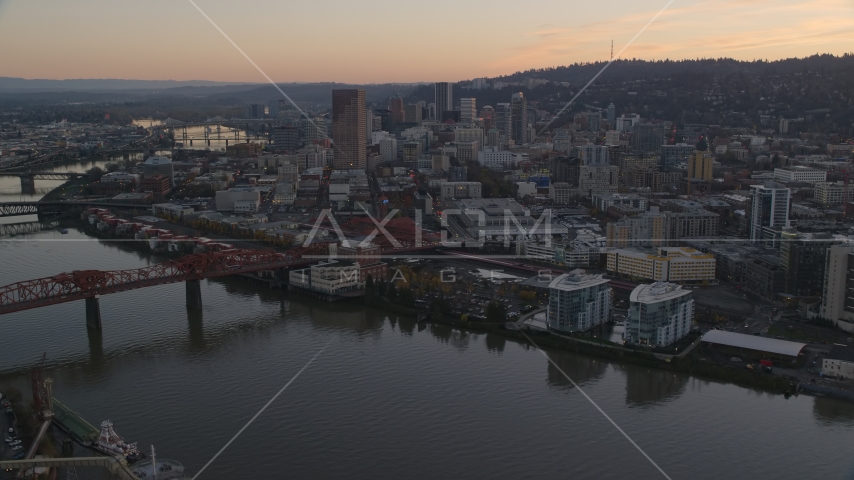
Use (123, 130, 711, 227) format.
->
(548, 270, 610, 291)
(826, 345, 854, 363)
(630, 282, 692, 303)
(701, 330, 806, 357)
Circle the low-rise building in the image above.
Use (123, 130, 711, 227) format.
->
(439, 182, 482, 200)
(592, 193, 648, 212)
(215, 188, 262, 212)
(625, 282, 694, 347)
(773, 167, 827, 184)
(288, 260, 364, 296)
(822, 346, 854, 380)
(606, 247, 715, 283)
(547, 271, 612, 333)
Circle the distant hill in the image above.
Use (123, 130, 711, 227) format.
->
(0, 77, 258, 92)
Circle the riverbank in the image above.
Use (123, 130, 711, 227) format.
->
(71, 218, 802, 399)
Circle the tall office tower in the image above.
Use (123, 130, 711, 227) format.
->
(606, 103, 616, 125)
(404, 104, 422, 123)
(273, 126, 300, 152)
(460, 98, 476, 123)
(749, 182, 791, 242)
(687, 151, 713, 181)
(587, 112, 601, 132)
(390, 98, 405, 124)
(365, 110, 373, 142)
(332, 89, 366, 170)
(510, 92, 528, 145)
(434, 82, 453, 122)
(479, 105, 495, 131)
(631, 123, 665, 152)
(780, 231, 836, 297)
(574, 144, 610, 166)
(300, 118, 327, 141)
(661, 143, 695, 167)
(495, 103, 512, 143)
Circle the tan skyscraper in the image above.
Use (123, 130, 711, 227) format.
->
(332, 89, 366, 170)
(688, 151, 713, 181)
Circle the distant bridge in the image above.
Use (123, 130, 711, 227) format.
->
(0, 219, 60, 237)
(0, 201, 151, 218)
(0, 245, 328, 329)
(0, 171, 89, 194)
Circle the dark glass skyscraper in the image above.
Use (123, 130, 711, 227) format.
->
(332, 89, 366, 170)
(434, 82, 452, 122)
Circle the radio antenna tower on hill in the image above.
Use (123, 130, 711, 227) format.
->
(611, 38, 614, 60)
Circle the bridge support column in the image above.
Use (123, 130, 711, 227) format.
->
(186, 280, 202, 310)
(20, 175, 35, 195)
(85, 296, 102, 330)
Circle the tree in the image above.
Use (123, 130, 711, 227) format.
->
(86, 166, 105, 182)
(486, 301, 507, 322)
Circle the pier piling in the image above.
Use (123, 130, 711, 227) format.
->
(85, 296, 102, 329)
(186, 279, 202, 310)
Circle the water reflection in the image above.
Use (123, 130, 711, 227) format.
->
(545, 349, 608, 388)
(813, 396, 854, 426)
(615, 364, 689, 407)
(485, 332, 506, 354)
(187, 309, 205, 351)
(87, 328, 105, 369)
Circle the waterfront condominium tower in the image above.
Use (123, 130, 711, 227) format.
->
(625, 282, 694, 347)
(547, 271, 612, 333)
(434, 82, 453, 122)
(332, 89, 366, 170)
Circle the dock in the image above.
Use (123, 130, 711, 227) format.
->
(51, 398, 99, 444)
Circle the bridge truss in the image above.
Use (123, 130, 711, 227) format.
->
(0, 245, 327, 315)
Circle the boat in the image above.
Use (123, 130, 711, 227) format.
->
(131, 446, 187, 480)
(93, 420, 145, 463)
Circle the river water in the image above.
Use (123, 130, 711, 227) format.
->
(0, 227, 853, 480)
(1, 163, 854, 478)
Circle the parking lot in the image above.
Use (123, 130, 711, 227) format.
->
(1, 394, 24, 463)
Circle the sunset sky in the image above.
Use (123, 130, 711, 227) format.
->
(1, 0, 852, 83)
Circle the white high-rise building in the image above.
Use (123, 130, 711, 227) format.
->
(625, 282, 694, 347)
(379, 137, 398, 162)
(460, 98, 476, 123)
(574, 144, 610, 166)
(616, 113, 641, 133)
(749, 182, 791, 242)
(547, 271, 612, 332)
(820, 244, 854, 333)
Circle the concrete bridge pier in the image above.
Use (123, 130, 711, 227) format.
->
(85, 296, 102, 329)
(186, 279, 202, 310)
(20, 175, 35, 195)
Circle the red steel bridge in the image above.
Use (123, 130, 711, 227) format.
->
(0, 244, 328, 328)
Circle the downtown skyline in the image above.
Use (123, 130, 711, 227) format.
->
(0, 0, 852, 83)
